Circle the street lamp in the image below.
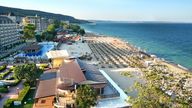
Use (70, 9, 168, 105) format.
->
(16, 87, 19, 95)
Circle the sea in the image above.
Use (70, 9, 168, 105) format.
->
(81, 21, 192, 69)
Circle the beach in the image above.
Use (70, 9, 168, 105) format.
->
(82, 32, 192, 102)
(81, 22, 192, 69)
(85, 32, 191, 73)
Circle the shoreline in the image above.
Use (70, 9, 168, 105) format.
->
(83, 32, 192, 104)
(85, 32, 191, 73)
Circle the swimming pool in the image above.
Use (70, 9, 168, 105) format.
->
(16, 42, 56, 58)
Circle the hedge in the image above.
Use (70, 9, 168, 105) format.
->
(0, 65, 6, 72)
(5, 76, 15, 80)
(0, 86, 9, 93)
(7, 79, 21, 87)
(39, 64, 49, 70)
(3, 98, 16, 108)
(3, 86, 30, 108)
(0, 70, 12, 80)
(18, 86, 30, 101)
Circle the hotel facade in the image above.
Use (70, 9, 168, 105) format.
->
(22, 15, 48, 32)
(0, 15, 22, 51)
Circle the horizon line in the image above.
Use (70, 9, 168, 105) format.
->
(1, 5, 192, 23)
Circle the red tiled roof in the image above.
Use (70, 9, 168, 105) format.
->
(59, 60, 86, 83)
(35, 69, 57, 99)
(35, 78, 57, 99)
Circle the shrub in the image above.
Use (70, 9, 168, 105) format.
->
(17, 86, 30, 102)
(0, 65, 6, 72)
(6, 76, 15, 80)
(39, 64, 49, 68)
(0, 75, 3, 80)
(23, 81, 30, 86)
(0, 86, 9, 93)
(39, 66, 45, 71)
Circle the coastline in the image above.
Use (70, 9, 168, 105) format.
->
(85, 32, 191, 73)
(83, 31, 192, 105)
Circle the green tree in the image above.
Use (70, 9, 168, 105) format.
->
(129, 82, 171, 108)
(14, 64, 41, 85)
(53, 20, 60, 28)
(14, 65, 25, 80)
(41, 31, 48, 41)
(47, 24, 56, 33)
(76, 85, 97, 108)
(40, 24, 57, 41)
(61, 22, 70, 29)
(64, 24, 70, 29)
(35, 33, 42, 42)
(46, 33, 55, 41)
(69, 24, 80, 32)
(23, 24, 36, 39)
(79, 28, 85, 36)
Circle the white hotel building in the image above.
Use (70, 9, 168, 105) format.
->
(0, 16, 22, 51)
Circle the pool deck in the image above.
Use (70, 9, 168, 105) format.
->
(59, 42, 92, 58)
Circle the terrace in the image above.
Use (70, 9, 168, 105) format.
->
(59, 42, 92, 59)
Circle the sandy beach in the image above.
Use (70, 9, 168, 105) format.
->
(85, 33, 191, 73)
(83, 32, 192, 102)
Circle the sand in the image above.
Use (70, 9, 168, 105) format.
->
(85, 33, 191, 74)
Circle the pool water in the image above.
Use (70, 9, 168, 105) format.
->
(16, 42, 55, 58)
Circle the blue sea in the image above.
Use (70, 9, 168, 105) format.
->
(81, 22, 192, 69)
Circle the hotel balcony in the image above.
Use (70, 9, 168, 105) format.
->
(54, 78, 76, 108)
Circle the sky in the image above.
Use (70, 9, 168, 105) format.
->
(0, 0, 192, 22)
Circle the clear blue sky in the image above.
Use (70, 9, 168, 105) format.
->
(0, 0, 192, 22)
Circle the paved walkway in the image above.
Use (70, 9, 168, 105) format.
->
(0, 81, 23, 107)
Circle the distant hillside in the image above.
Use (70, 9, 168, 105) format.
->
(0, 6, 88, 23)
